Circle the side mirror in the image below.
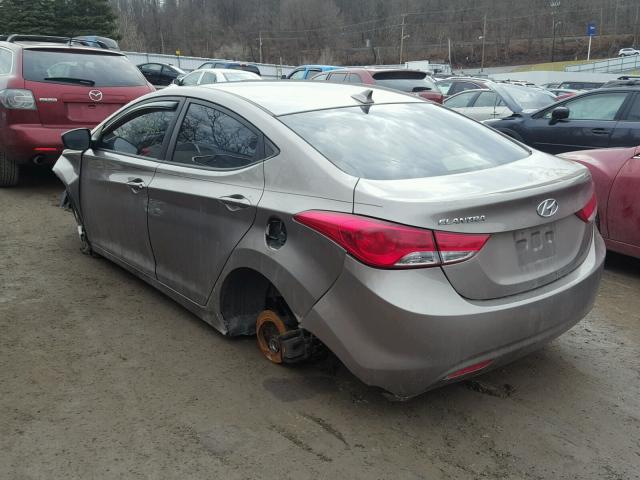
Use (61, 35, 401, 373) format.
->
(174, 76, 184, 86)
(62, 128, 91, 151)
(550, 106, 570, 124)
(281, 74, 287, 80)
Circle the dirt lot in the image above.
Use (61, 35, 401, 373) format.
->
(1, 170, 639, 480)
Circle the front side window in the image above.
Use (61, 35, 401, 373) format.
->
(474, 91, 499, 107)
(172, 103, 259, 169)
(312, 73, 328, 81)
(280, 103, 529, 180)
(330, 72, 347, 82)
(98, 107, 176, 158)
(181, 71, 202, 86)
(289, 69, 306, 80)
(0, 49, 12, 74)
(444, 91, 477, 108)
(347, 73, 362, 83)
(545, 93, 628, 120)
(200, 72, 217, 84)
(140, 63, 161, 73)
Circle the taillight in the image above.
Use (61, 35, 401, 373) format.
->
(294, 211, 490, 269)
(576, 192, 597, 223)
(435, 231, 491, 265)
(0, 89, 36, 110)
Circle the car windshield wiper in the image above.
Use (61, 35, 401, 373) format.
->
(44, 77, 96, 86)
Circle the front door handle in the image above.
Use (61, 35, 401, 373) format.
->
(591, 128, 610, 135)
(126, 178, 146, 193)
(218, 194, 252, 211)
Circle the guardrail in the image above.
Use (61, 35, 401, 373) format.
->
(565, 55, 640, 73)
(123, 51, 297, 79)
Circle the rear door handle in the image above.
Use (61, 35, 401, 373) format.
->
(591, 128, 611, 135)
(126, 178, 146, 193)
(218, 194, 252, 211)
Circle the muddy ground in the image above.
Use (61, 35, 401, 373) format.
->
(1, 170, 639, 480)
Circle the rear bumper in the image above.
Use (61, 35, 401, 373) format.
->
(302, 230, 605, 399)
(0, 124, 81, 164)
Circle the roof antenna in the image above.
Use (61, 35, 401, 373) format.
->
(351, 89, 374, 113)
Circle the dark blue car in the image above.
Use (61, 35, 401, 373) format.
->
(485, 86, 640, 154)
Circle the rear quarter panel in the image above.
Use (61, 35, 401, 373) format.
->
(559, 147, 635, 239)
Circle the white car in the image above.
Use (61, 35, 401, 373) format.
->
(618, 48, 640, 57)
(168, 68, 261, 87)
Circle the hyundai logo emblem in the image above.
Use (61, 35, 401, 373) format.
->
(537, 198, 559, 218)
(88, 90, 103, 102)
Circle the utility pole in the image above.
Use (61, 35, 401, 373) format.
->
(399, 14, 407, 65)
(550, 0, 561, 63)
(259, 31, 263, 64)
(480, 14, 487, 72)
(448, 38, 452, 66)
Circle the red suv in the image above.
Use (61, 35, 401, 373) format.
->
(310, 68, 444, 103)
(0, 35, 155, 186)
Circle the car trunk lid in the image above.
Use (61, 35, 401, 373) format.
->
(25, 81, 135, 125)
(353, 152, 594, 300)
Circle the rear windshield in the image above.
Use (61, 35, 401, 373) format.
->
(23, 49, 147, 87)
(372, 71, 437, 92)
(280, 103, 529, 180)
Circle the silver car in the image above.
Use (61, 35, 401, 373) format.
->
(53, 82, 605, 400)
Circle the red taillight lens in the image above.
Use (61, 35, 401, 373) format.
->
(294, 211, 490, 269)
(576, 192, 597, 223)
(445, 359, 493, 380)
(434, 231, 491, 265)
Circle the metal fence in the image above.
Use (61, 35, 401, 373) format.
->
(123, 51, 297, 79)
(565, 55, 640, 73)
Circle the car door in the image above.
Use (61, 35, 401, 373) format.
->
(466, 91, 511, 121)
(526, 91, 631, 154)
(607, 148, 640, 250)
(147, 100, 268, 304)
(609, 92, 640, 148)
(80, 99, 181, 276)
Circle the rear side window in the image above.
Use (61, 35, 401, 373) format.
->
(312, 73, 328, 81)
(24, 50, 147, 87)
(0, 48, 12, 74)
(280, 103, 529, 180)
(372, 71, 437, 92)
(624, 94, 640, 121)
(98, 107, 177, 159)
(444, 91, 477, 108)
(172, 103, 259, 169)
(330, 72, 347, 82)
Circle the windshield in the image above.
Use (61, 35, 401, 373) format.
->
(280, 103, 529, 180)
(372, 71, 437, 92)
(497, 84, 556, 110)
(23, 50, 147, 87)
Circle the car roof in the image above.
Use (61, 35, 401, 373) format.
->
(191, 68, 259, 75)
(0, 41, 124, 55)
(200, 81, 423, 116)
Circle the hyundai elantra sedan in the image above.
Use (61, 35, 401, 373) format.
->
(53, 82, 605, 399)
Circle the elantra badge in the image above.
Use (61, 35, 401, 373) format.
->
(89, 90, 103, 102)
(537, 199, 559, 218)
(438, 215, 486, 226)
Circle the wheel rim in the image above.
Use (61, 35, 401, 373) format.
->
(256, 310, 288, 364)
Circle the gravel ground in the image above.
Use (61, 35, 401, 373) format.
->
(1, 169, 639, 480)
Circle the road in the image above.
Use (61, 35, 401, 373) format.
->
(1, 169, 639, 480)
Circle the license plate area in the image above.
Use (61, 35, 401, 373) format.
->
(514, 223, 556, 267)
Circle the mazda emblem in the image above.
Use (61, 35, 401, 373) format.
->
(89, 90, 103, 102)
(537, 198, 559, 218)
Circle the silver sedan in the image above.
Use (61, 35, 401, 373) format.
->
(54, 82, 605, 399)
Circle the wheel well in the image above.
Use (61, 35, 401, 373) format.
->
(220, 268, 295, 336)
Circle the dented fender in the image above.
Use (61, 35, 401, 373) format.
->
(52, 151, 83, 214)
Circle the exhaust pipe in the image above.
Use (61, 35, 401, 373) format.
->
(32, 155, 46, 165)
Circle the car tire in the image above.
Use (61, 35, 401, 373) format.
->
(0, 152, 19, 187)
